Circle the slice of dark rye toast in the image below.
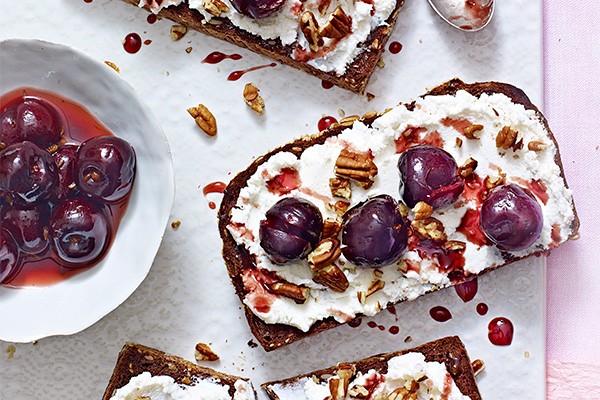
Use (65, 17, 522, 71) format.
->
(120, 0, 404, 94)
(262, 336, 482, 400)
(218, 78, 580, 351)
(102, 343, 256, 399)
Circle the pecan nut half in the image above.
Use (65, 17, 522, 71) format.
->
(458, 157, 478, 178)
(187, 104, 217, 136)
(322, 217, 342, 239)
(335, 149, 378, 189)
(463, 123, 483, 139)
(319, 6, 352, 39)
(202, 0, 229, 16)
(243, 83, 265, 114)
(312, 264, 349, 292)
(308, 238, 342, 270)
(194, 343, 219, 362)
(266, 282, 310, 304)
(300, 11, 323, 52)
(496, 126, 523, 151)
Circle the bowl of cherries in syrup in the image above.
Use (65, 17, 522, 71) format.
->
(0, 92, 136, 286)
(0, 39, 174, 342)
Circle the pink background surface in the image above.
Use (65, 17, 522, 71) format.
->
(544, 0, 600, 394)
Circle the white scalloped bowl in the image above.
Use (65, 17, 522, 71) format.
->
(0, 39, 175, 342)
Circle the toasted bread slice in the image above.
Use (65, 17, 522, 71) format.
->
(120, 0, 404, 93)
(262, 336, 482, 400)
(102, 343, 256, 399)
(219, 79, 580, 351)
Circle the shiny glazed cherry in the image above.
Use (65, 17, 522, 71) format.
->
(259, 197, 323, 264)
(2, 202, 51, 255)
(75, 136, 136, 203)
(230, 0, 286, 19)
(0, 141, 59, 204)
(398, 145, 464, 209)
(480, 184, 543, 251)
(342, 195, 408, 267)
(0, 97, 62, 148)
(50, 198, 110, 268)
(0, 229, 21, 284)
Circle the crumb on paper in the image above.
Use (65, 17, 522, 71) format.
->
(171, 220, 181, 229)
(185, 47, 193, 54)
(104, 61, 120, 73)
(404, 336, 412, 343)
(243, 83, 265, 115)
(187, 104, 217, 136)
(6, 345, 16, 360)
(524, 351, 530, 359)
(338, 108, 345, 117)
(247, 339, 258, 348)
(366, 92, 375, 101)
(376, 58, 385, 68)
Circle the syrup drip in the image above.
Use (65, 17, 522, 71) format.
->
(454, 277, 478, 302)
(457, 208, 489, 247)
(367, 321, 378, 328)
(143, 39, 152, 46)
(488, 317, 514, 345)
(201, 51, 243, 64)
(348, 318, 362, 328)
(477, 302, 489, 315)
(203, 181, 227, 209)
(430, 306, 452, 322)
(318, 116, 338, 131)
(227, 63, 277, 81)
(389, 326, 400, 335)
(84, 0, 93, 3)
(147, 14, 157, 24)
(123, 33, 142, 54)
(321, 80, 334, 89)
(388, 41, 403, 54)
(266, 168, 301, 196)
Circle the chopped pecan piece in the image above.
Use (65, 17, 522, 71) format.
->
(202, 0, 229, 16)
(338, 115, 360, 126)
(366, 279, 385, 297)
(329, 177, 352, 199)
(322, 218, 342, 239)
(335, 149, 378, 189)
(320, 6, 352, 39)
(300, 11, 323, 52)
(463, 123, 484, 139)
(485, 175, 505, 190)
(444, 240, 466, 251)
(347, 385, 369, 398)
(411, 217, 447, 242)
(318, 0, 331, 16)
(170, 25, 187, 41)
(187, 104, 217, 136)
(496, 126, 520, 150)
(243, 83, 265, 114)
(194, 343, 219, 362)
(327, 200, 350, 216)
(458, 157, 478, 178)
(528, 140, 547, 151)
(308, 238, 342, 270)
(455, 137, 463, 148)
(266, 282, 310, 304)
(388, 381, 420, 400)
(328, 363, 356, 399)
(412, 201, 433, 220)
(471, 359, 486, 376)
(312, 264, 349, 292)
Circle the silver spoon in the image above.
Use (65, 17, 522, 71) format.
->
(427, 0, 495, 32)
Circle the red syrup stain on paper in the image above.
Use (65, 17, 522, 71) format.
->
(455, 277, 478, 302)
(318, 116, 338, 131)
(488, 317, 514, 345)
(202, 51, 243, 64)
(203, 181, 227, 210)
(123, 33, 142, 54)
(147, 14, 157, 24)
(227, 63, 276, 81)
(388, 41, 403, 54)
(430, 306, 452, 322)
(321, 80, 334, 89)
(477, 302, 489, 315)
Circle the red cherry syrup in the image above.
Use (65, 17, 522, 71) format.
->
(1, 88, 132, 287)
(203, 181, 227, 210)
(488, 317, 514, 345)
(430, 306, 452, 322)
(455, 277, 478, 302)
(202, 52, 243, 64)
(123, 33, 143, 54)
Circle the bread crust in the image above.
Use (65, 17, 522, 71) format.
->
(218, 79, 580, 351)
(120, 0, 404, 94)
(261, 336, 482, 400)
(102, 343, 254, 399)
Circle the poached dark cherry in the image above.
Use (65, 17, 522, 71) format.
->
(259, 197, 323, 264)
(398, 145, 464, 209)
(480, 184, 543, 251)
(53, 144, 79, 199)
(230, 0, 286, 19)
(50, 198, 110, 268)
(75, 136, 136, 203)
(0, 229, 21, 284)
(342, 195, 408, 267)
(2, 202, 51, 255)
(0, 97, 62, 148)
(0, 141, 59, 204)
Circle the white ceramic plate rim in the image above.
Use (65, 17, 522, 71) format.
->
(0, 39, 175, 343)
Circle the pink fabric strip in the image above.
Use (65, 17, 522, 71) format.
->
(548, 361, 600, 399)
